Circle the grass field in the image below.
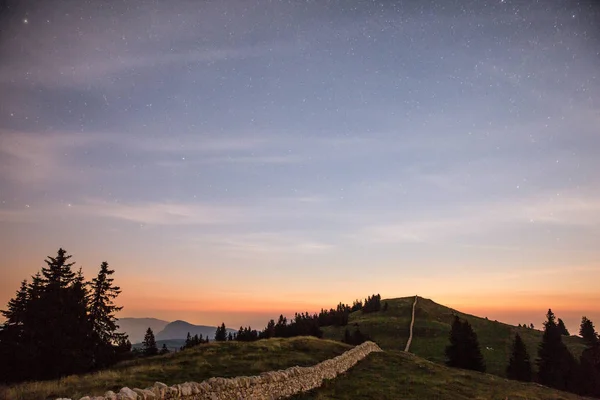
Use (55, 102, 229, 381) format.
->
(293, 350, 588, 400)
(0, 337, 351, 400)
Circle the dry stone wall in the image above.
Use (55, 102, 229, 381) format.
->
(58, 341, 382, 400)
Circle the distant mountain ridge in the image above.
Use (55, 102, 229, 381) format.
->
(117, 317, 236, 344)
(156, 320, 237, 341)
(117, 317, 170, 344)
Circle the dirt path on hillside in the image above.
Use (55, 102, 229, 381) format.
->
(404, 295, 418, 352)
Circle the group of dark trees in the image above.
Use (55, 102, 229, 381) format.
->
(517, 323, 535, 329)
(200, 294, 386, 347)
(506, 310, 600, 397)
(445, 316, 486, 372)
(0, 248, 130, 383)
(535, 310, 600, 397)
(182, 331, 210, 349)
(446, 310, 600, 398)
(362, 294, 382, 313)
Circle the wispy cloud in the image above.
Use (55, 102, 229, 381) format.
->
(190, 232, 334, 255)
(74, 199, 244, 225)
(0, 130, 97, 183)
(357, 190, 600, 245)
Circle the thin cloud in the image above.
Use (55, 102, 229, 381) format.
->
(75, 199, 244, 225)
(190, 232, 334, 255)
(359, 190, 600, 245)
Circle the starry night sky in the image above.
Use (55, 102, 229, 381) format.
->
(1, 0, 599, 331)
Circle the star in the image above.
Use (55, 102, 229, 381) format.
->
(23, 18, 28, 24)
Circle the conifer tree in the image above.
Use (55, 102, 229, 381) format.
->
(184, 332, 193, 349)
(159, 343, 170, 355)
(537, 309, 578, 391)
(142, 327, 158, 356)
(445, 316, 464, 368)
(262, 319, 275, 339)
(215, 323, 227, 341)
(580, 317, 599, 346)
(506, 333, 532, 381)
(557, 318, 570, 336)
(1, 280, 29, 328)
(445, 315, 485, 372)
(36, 249, 93, 378)
(89, 262, 126, 349)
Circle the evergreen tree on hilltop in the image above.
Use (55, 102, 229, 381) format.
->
(159, 343, 170, 355)
(88, 261, 127, 367)
(260, 319, 276, 339)
(445, 315, 485, 372)
(1, 280, 29, 328)
(461, 319, 486, 372)
(37, 249, 94, 378)
(41, 248, 76, 289)
(446, 316, 465, 369)
(184, 332, 193, 349)
(506, 333, 532, 382)
(537, 309, 578, 391)
(557, 318, 570, 336)
(142, 327, 158, 356)
(580, 317, 599, 346)
(89, 262, 125, 343)
(215, 323, 227, 341)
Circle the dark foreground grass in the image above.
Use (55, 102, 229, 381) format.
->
(293, 350, 589, 400)
(0, 337, 351, 400)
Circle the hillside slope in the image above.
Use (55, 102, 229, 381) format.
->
(1, 337, 350, 400)
(322, 296, 587, 377)
(294, 350, 588, 400)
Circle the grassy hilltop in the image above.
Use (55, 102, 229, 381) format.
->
(323, 296, 587, 377)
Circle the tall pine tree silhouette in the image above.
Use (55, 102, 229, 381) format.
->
(142, 327, 158, 356)
(215, 323, 227, 341)
(537, 309, 578, 391)
(557, 318, 570, 336)
(37, 249, 93, 379)
(89, 261, 128, 366)
(445, 315, 485, 372)
(506, 333, 532, 381)
(580, 317, 599, 346)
